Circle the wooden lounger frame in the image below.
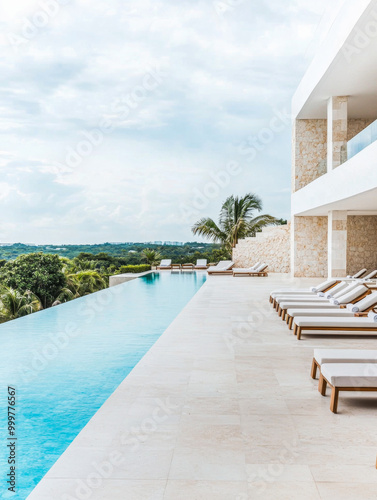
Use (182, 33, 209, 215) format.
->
(233, 269, 268, 277)
(318, 372, 377, 413)
(156, 265, 172, 270)
(181, 263, 194, 270)
(293, 322, 377, 340)
(207, 270, 234, 275)
(269, 280, 340, 305)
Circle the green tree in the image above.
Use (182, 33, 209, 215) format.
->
(0, 287, 42, 323)
(65, 270, 107, 297)
(192, 193, 277, 251)
(141, 248, 162, 265)
(0, 253, 66, 309)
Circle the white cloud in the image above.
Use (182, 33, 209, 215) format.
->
(0, 0, 328, 243)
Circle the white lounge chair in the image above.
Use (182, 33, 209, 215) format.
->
(285, 289, 376, 328)
(207, 260, 234, 275)
(293, 312, 377, 340)
(156, 259, 172, 270)
(319, 363, 377, 413)
(347, 268, 367, 279)
(233, 263, 268, 277)
(310, 348, 377, 379)
(275, 283, 368, 319)
(270, 278, 339, 300)
(358, 269, 377, 281)
(194, 259, 208, 270)
(273, 281, 351, 307)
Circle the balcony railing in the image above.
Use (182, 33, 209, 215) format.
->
(347, 118, 377, 160)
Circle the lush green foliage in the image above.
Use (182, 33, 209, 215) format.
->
(142, 249, 162, 265)
(0, 253, 67, 309)
(0, 287, 42, 322)
(117, 265, 151, 274)
(192, 193, 278, 251)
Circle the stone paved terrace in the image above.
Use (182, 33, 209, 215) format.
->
(28, 274, 377, 500)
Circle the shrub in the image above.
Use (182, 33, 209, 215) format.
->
(117, 264, 151, 274)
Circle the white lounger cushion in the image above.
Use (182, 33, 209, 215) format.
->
(159, 259, 171, 266)
(207, 260, 234, 272)
(275, 295, 328, 304)
(196, 259, 207, 266)
(346, 292, 377, 313)
(347, 268, 367, 279)
(327, 281, 359, 299)
(294, 317, 377, 328)
(287, 308, 353, 318)
(314, 349, 377, 365)
(271, 279, 338, 296)
(362, 270, 377, 280)
(329, 285, 368, 306)
(282, 302, 339, 310)
(321, 363, 377, 387)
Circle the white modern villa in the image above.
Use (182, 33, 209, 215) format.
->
(234, 0, 377, 279)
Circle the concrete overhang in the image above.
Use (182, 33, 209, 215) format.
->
(292, 0, 377, 119)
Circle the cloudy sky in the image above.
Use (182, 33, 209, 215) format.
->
(0, 0, 329, 244)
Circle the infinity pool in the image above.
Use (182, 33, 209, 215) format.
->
(0, 271, 206, 499)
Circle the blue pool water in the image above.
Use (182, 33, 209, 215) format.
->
(0, 271, 206, 499)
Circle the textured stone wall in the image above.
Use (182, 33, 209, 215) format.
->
(347, 216, 377, 275)
(233, 224, 291, 273)
(347, 119, 374, 141)
(293, 119, 327, 192)
(293, 216, 328, 277)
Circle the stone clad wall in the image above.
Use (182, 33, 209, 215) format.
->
(293, 119, 327, 192)
(233, 224, 291, 273)
(293, 216, 328, 277)
(347, 119, 373, 141)
(347, 216, 377, 275)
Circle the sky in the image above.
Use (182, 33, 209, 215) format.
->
(0, 0, 330, 244)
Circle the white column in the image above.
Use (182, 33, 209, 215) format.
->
(327, 96, 348, 172)
(328, 211, 348, 278)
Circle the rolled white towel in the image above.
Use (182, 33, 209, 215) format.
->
(368, 311, 377, 322)
(317, 292, 325, 297)
(329, 298, 339, 305)
(347, 275, 352, 279)
(310, 287, 317, 292)
(346, 303, 359, 313)
(325, 292, 334, 299)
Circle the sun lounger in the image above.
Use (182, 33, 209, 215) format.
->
(270, 278, 339, 301)
(310, 348, 377, 379)
(156, 259, 172, 270)
(207, 260, 234, 275)
(233, 263, 268, 277)
(360, 269, 377, 280)
(194, 259, 208, 270)
(271, 281, 349, 309)
(347, 268, 367, 279)
(319, 363, 377, 413)
(181, 263, 194, 270)
(285, 289, 376, 328)
(276, 283, 369, 319)
(293, 313, 377, 340)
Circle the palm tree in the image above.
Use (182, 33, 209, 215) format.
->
(65, 270, 107, 297)
(192, 193, 277, 251)
(0, 287, 42, 323)
(142, 249, 162, 266)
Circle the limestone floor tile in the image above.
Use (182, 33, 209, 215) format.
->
(245, 444, 305, 465)
(241, 415, 299, 447)
(176, 422, 243, 451)
(239, 397, 290, 415)
(310, 464, 377, 483)
(183, 396, 240, 415)
(27, 479, 167, 500)
(169, 447, 247, 481)
(316, 482, 377, 500)
(246, 463, 314, 483)
(46, 446, 174, 480)
(163, 480, 248, 499)
(247, 480, 321, 499)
